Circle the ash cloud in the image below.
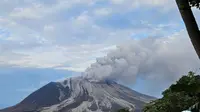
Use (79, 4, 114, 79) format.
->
(83, 31, 200, 85)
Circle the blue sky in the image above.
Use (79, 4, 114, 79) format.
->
(0, 0, 200, 109)
(0, 66, 78, 108)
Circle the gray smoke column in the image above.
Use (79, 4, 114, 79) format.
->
(83, 31, 200, 84)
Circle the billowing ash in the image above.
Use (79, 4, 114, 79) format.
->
(83, 31, 200, 85)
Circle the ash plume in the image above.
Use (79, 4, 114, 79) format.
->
(83, 31, 200, 85)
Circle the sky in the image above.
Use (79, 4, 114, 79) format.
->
(0, 0, 200, 109)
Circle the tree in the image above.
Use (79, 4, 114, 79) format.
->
(143, 71, 200, 112)
(176, 0, 200, 59)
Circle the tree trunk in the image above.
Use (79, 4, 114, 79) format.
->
(176, 0, 200, 59)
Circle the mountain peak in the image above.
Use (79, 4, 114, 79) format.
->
(1, 77, 155, 112)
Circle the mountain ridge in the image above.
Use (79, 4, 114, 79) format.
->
(1, 77, 156, 112)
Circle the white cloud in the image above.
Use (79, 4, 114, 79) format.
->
(0, 44, 117, 72)
(71, 11, 91, 26)
(0, 0, 185, 74)
(56, 67, 87, 72)
(110, 0, 125, 4)
(110, 0, 173, 6)
(140, 0, 171, 6)
(7, 0, 95, 20)
(10, 6, 42, 19)
(109, 0, 175, 12)
(94, 8, 112, 16)
(44, 25, 54, 32)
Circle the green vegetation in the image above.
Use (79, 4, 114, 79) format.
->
(188, 0, 200, 9)
(117, 108, 130, 112)
(143, 71, 200, 112)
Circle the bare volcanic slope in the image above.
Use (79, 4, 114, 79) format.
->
(0, 77, 155, 112)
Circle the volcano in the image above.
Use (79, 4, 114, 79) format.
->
(1, 77, 155, 112)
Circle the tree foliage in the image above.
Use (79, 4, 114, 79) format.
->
(143, 71, 200, 112)
(117, 108, 130, 112)
(189, 0, 200, 9)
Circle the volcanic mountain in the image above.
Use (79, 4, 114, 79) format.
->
(0, 77, 155, 112)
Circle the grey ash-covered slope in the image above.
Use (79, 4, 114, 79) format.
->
(0, 77, 155, 112)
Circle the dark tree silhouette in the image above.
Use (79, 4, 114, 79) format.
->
(176, 0, 200, 59)
(143, 72, 200, 112)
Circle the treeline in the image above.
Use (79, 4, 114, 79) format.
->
(118, 71, 200, 112)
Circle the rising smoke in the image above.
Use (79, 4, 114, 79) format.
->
(83, 31, 200, 85)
